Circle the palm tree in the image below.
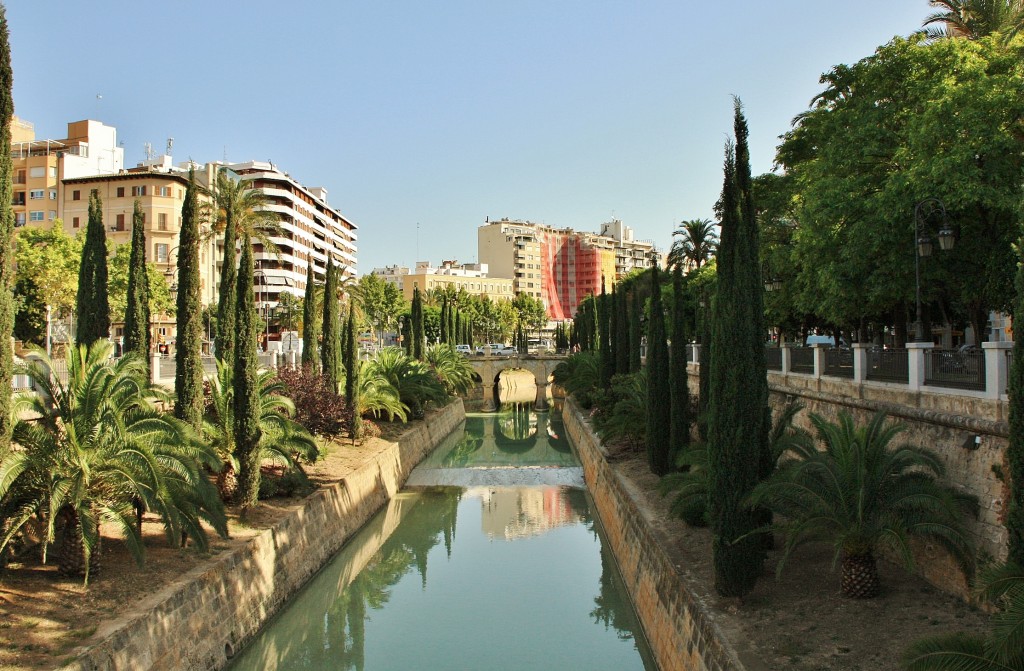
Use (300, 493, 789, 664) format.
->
(902, 562, 1024, 670)
(0, 341, 226, 583)
(203, 359, 318, 502)
(356, 359, 408, 423)
(364, 347, 447, 419)
(749, 411, 977, 598)
(551, 351, 601, 408)
(667, 218, 719, 272)
(423, 344, 475, 396)
(923, 0, 1024, 40)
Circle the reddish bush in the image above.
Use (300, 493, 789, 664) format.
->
(274, 365, 349, 437)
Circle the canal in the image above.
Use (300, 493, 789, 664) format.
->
(228, 378, 655, 670)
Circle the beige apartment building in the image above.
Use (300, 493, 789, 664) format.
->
(371, 260, 514, 302)
(478, 218, 655, 320)
(12, 117, 124, 229)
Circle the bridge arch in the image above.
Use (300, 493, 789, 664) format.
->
(467, 355, 565, 412)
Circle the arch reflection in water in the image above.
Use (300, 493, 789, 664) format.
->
(227, 487, 654, 670)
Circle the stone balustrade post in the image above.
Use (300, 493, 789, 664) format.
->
(852, 343, 869, 384)
(781, 344, 792, 375)
(812, 343, 826, 379)
(906, 341, 933, 391)
(151, 352, 162, 385)
(691, 343, 700, 366)
(287, 350, 297, 370)
(982, 341, 1012, 400)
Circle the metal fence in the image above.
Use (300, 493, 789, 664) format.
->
(790, 347, 815, 374)
(924, 349, 986, 391)
(824, 348, 854, 379)
(765, 347, 782, 371)
(866, 348, 909, 384)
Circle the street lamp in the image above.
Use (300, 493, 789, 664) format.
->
(913, 197, 956, 342)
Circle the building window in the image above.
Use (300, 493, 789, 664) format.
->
(72, 217, 80, 228)
(72, 190, 81, 201)
(14, 213, 25, 226)
(115, 214, 125, 231)
(49, 166, 57, 178)
(29, 189, 43, 200)
(29, 211, 44, 222)
(49, 190, 57, 200)
(155, 243, 169, 263)
(158, 213, 168, 231)
(131, 186, 146, 197)
(159, 186, 170, 197)
(29, 167, 44, 178)
(48, 211, 56, 221)
(116, 187, 125, 198)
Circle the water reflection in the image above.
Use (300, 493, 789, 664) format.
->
(471, 485, 589, 541)
(417, 412, 577, 471)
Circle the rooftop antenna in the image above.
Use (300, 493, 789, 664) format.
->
(166, 137, 174, 157)
(144, 142, 154, 160)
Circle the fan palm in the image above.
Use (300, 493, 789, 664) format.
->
(749, 411, 977, 599)
(667, 218, 719, 272)
(203, 359, 318, 502)
(365, 348, 448, 419)
(902, 562, 1024, 670)
(551, 351, 601, 408)
(356, 359, 408, 422)
(423, 344, 475, 396)
(923, 0, 1024, 40)
(0, 342, 227, 583)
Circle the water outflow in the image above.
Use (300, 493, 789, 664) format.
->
(227, 408, 656, 671)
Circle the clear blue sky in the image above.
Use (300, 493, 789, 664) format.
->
(8, 1, 933, 274)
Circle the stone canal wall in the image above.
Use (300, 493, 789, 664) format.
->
(59, 399, 466, 671)
(563, 397, 745, 671)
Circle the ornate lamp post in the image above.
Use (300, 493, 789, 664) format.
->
(913, 198, 956, 342)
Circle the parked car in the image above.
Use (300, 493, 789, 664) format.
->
(496, 346, 518, 356)
(476, 343, 504, 356)
(455, 344, 472, 356)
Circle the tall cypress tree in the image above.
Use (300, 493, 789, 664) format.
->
(301, 259, 320, 372)
(599, 280, 614, 388)
(175, 169, 204, 429)
(629, 289, 642, 373)
(76, 189, 110, 347)
(345, 303, 362, 440)
(321, 259, 341, 392)
(123, 199, 151, 367)
(0, 7, 14, 449)
(411, 285, 424, 359)
(614, 284, 629, 375)
(215, 178, 237, 365)
(1007, 240, 1024, 564)
(402, 316, 413, 355)
(646, 263, 671, 476)
(234, 235, 262, 510)
(670, 265, 691, 461)
(706, 101, 769, 597)
(440, 297, 449, 345)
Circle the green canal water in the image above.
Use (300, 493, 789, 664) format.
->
(228, 406, 656, 670)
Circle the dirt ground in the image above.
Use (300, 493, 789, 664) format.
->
(0, 412, 996, 671)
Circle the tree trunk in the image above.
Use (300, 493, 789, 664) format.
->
(56, 508, 100, 579)
(216, 461, 238, 503)
(840, 552, 879, 598)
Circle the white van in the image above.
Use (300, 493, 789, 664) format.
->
(805, 335, 837, 347)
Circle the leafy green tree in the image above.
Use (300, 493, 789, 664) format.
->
(355, 273, 405, 348)
(706, 101, 770, 598)
(750, 412, 976, 598)
(411, 285, 424, 359)
(14, 225, 82, 346)
(670, 265, 690, 462)
(668, 219, 718, 272)
(0, 341, 226, 583)
(321, 259, 342, 392)
(302, 261, 320, 372)
(122, 200, 151, 364)
(645, 264, 671, 476)
(107, 243, 175, 325)
(75, 190, 111, 347)
(1008, 240, 1024, 565)
(0, 5, 12, 449)
(175, 170, 204, 430)
(234, 236, 263, 510)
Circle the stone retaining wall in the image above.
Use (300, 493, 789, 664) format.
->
(563, 398, 745, 671)
(59, 399, 466, 671)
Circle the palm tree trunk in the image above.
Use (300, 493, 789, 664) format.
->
(56, 508, 100, 579)
(840, 552, 879, 598)
(216, 461, 238, 503)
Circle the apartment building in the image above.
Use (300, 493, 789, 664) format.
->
(478, 218, 655, 320)
(371, 260, 514, 301)
(12, 118, 123, 228)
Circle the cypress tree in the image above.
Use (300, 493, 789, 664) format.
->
(301, 260, 319, 373)
(76, 189, 111, 347)
(340, 303, 350, 374)
(402, 316, 413, 355)
(345, 303, 362, 440)
(440, 297, 448, 345)
(450, 304, 457, 345)
(706, 101, 769, 597)
(123, 199, 151, 367)
(1008, 240, 1024, 564)
(697, 293, 711, 442)
(412, 285, 424, 359)
(599, 280, 614, 388)
(215, 180, 237, 364)
(646, 263, 671, 476)
(234, 235, 262, 510)
(629, 289, 642, 373)
(0, 8, 14, 449)
(175, 169, 204, 429)
(670, 265, 691, 462)
(320, 259, 341, 392)
(614, 284, 629, 375)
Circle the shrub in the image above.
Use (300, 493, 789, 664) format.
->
(274, 365, 349, 437)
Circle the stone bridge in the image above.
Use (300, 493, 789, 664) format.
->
(468, 354, 566, 411)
